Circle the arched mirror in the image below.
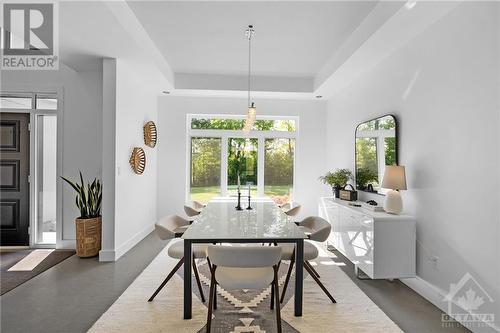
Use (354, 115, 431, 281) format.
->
(355, 115, 398, 195)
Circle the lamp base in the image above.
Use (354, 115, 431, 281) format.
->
(384, 189, 403, 214)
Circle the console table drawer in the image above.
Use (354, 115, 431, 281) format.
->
(343, 210, 372, 227)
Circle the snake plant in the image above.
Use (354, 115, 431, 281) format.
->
(61, 172, 102, 219)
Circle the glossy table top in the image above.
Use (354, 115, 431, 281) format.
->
(182, 198, 307, 241)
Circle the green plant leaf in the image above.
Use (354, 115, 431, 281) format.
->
(61, 176, 80, 194)
(63, 172, 102, 218)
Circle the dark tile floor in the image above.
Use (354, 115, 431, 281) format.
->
(329, 247, 470, 333)
(0, 233, 469, 333)
(0, 232, 165, 333)
(1, 249, 75, 295)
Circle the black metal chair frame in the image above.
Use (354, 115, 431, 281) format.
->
(280, 248, 336, 304)
(206, 260, 282, 333)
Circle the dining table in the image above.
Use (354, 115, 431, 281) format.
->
(181, 197, 307, 319)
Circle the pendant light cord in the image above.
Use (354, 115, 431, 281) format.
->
(246, 25, 254, 108)
(248, 34, 251, 107)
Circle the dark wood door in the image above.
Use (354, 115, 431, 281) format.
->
(1, 113, 30, 246)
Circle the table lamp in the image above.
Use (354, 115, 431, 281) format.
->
(381, 165, 407, 214)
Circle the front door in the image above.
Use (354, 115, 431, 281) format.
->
(1, 113, 30, 246)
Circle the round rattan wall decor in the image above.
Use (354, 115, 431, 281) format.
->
(143, 121, 157, 148)
(129, 147, 146, 174)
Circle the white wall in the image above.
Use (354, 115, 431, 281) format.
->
(158, 96, 328, 220)
(2, 58, 161, 259)
(100, 59, 159, 261)
(101, 59, 117, 258)
(325, 2, 499, 331)
(1, 64, 103, 248)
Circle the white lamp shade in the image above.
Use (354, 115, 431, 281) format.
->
(381, 165, 407, 190)
(247, 106, 256, 118)
(243, 106, 257, 133)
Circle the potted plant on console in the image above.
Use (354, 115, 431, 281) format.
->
(62, 172, 102, 258)
(319, 169, 353, 198)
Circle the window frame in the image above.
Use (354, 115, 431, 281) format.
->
(1, 91, 61, 248)
(186, 114, 298, 202)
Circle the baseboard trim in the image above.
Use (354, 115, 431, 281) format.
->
(58, 240, 76, 249)
(99, 249, 116, 262)
(402, 276, 500, 333)
(115, 224, 155, 260)
(99, 223, 155, 262)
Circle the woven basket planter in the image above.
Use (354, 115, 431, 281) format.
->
(75, 216, 102, 258)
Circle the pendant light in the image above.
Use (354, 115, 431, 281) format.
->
(243, 25, 256, 133)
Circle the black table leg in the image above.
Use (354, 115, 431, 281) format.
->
(184, 240, 192, 319)
(294, 239, 303, 316)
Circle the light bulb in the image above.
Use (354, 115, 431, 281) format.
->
(248, 106, 256, 118)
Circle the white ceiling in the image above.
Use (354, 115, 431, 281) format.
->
(59, 2, 148, 71)
(127, 1, 377, 78)
(55, 1, 461, 99)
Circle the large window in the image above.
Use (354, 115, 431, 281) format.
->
(187, 115, 297, 204)
(191, 118, 296, 132)
(227, 138, 258, 197)
(190, 138, 221, 203)
(36, 114, 57, 244)
(264, 138, 295, 206)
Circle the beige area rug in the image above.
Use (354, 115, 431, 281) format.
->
(88, 242, 208, 333)
(281, 258, 402, 332)
(88, 240, 402, 333)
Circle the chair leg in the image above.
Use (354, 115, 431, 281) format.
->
(271, 260, 281, 309)
(274, 266, 282, 333)
(280, 259, 294, 303)
(207, 257, 218, 310)
(206, 265, 217, 333)
(305, 260, 320, 278)
(192, 256, 205, 303)
(148, 258, 184, 302)
(214, 283, 217, 310)
(207, 257, 212, 271)
(304, 263, 336, 303)
(270, 278, 275, 310)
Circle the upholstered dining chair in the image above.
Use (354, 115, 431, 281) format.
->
(184, 204, 201, 217)
(279, 216, 336, 304)
(265, 202, 302, 246)
(282, 203, 301, 217)
(205, 245, 283, 333)
(147, 215, 207, 303)
(192, 200, 206, 210)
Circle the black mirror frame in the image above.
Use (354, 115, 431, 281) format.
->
(354, 114, 398, 196)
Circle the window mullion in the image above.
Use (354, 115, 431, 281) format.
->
(221, 136, 228, 197)
(31, 93, 36, 109)
(257, 137, 265, 197)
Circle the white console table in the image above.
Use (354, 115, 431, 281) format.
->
(319, 197, 416, 279)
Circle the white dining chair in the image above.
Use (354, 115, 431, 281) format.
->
(205, 245, 283, 333)
(279, 216, 336, 304)
(192, 200, 206, 210)
(265, 202, 302, 246)
(283, 203, 301, 217)
(148, 215, 207, 303)
(184, 205, 201, 217)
